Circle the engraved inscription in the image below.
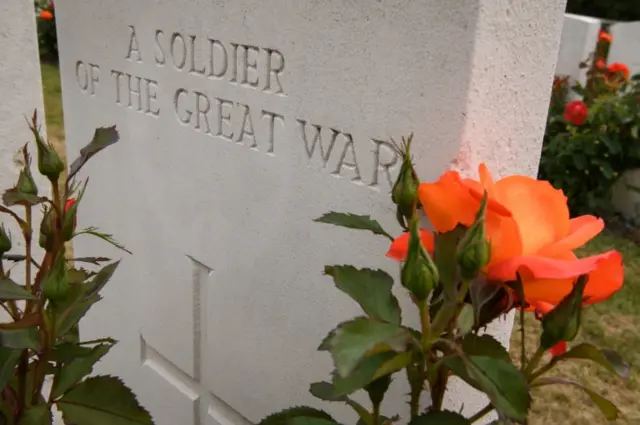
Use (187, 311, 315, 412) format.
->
(73, 25, 403, 191)
(140, 257, 252, 425)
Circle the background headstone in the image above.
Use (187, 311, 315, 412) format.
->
(608, 21, 640, 76)
(55, 1, 567, 424)
(554, 13, 601, 86)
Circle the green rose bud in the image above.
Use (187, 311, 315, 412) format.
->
(391, 135, 419, 228)
(62, 198, 78, 242)
(16, 167, 38, 196)
(35, 136, 65, 183)
(42, 252, 70, 302)
(540, 275, 588, 349)
(39, 206, 54, 251)
(401, 216, 439, 301)
(0, 224, 12, 254)
(457, 194, 491, 280)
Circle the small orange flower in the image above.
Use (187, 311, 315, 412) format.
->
(387, 164, 624, 308)
(607, 62, 630, 80)
(65, 198, 77, 231)
(598, 30, 612, 44)
(595, 58, 606, 70)
(40, 10, 53, 20)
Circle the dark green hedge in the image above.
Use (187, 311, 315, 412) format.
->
(567, 0, 640, 21)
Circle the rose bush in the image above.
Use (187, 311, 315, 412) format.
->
(260, 138, 628, 425)
(539, 30, 640, 216)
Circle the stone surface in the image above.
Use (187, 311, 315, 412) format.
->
(555, 13, 601, 85)
(0, 2, 48, 283)
(55, 1, 567, 424)
(612, 169, 640, 223)
(609, 21, 640, 76)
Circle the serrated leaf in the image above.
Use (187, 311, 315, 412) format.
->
(68, 127, 120, 181)
(51, 343, 95, 363)
(0, 347, 20, 389)
(0, 277, 35, 300)
(461, 334, 511, 363)
(56, 293, 101, 339)
(20, 404, 52, 425)
(52, 344, 112, 399)
(446, 356, 530, 422)
(550, 343, 629, 379)
(372, 351, 412, 380)
(0, 328, 40, 350)
(323, 318, 407, 378)
(324, 266, 401, 324)
(289, 418, 340, 425)
(2, 188, 45, 207)
(56, 375, 153, 425)
(408, 411, 471, 425)
(314, 212, 391, 240)
(534, 377, 619, 420)
(258, 406, 335, 425)
(84, 261, 120, 299)
(75, 228, 132, 254)
(331, 351, 397, 396)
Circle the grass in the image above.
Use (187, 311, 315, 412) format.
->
(510, 231, 640, 424)
(40, 61, 65, 147)
(38, 61, 639, 424)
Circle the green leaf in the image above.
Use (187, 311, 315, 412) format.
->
(1, 189, 46, 207)
(541, 276, 588, 349)
(461, 334, 511, 363)
(84, 261, 120, 299)
(324, 266, 401, 324)
(288, 418, 340, 425)
(408, 411, 471, 425)
(372, 351, 412, 380)
(0, 347, 20, 389)
(75, 228, 132, 255)
(314, 212, 392, 240)
(309, 382, 347, 402)
(0, 328, 40, 350)
(331, 351, 397, 396)
(0, 277, 35, 300)
(51, 344, 112, 399)
(446, 356, 530, 422)
(456, 304, 474, 336)
(550, 343, 630, 378)
(469, 278, 512, 330)
(56, 293, 101, 338)
(68, 127, 120, 181)
(56, 375, 153, 425)
(51, 343, 95, 364)
(258, 406, 335, 425)
(20, 404, 52, 425)
(321, 318, 408, 377)
(534, 377, 619, 420)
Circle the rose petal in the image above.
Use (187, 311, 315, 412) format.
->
(492, 176, 570, 255)
(537, 215, 604, 257)
(418, 171, 479, 233)
(489, 250, 623, 305)
(386, 229, 435, 262)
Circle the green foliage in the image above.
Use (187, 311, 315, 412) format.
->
(34, 1, 58, 60)
(56, 376, 154, 425)
(314, 212, 393, 241)
(0, 116, 151, 424)
(324, 266, 401, 324)
(540, 60, 640, 216)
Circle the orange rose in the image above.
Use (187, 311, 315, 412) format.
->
(598, 30, 612, 44)
(40, 10, 53, 20)
(387, 164, 623, 308)
(607, 62, 630, 81)
(595, 58, 606, 70)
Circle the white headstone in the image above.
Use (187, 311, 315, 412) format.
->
(608, 21, 640, 76)
(555, 13, 601, 85)
(0, 1, 47, 195)
(55, 1, 567, 424)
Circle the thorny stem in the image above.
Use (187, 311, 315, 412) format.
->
(519, 306, 527, 371)
(469, 403, 493, 423)
(372, 402, 380, 425)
